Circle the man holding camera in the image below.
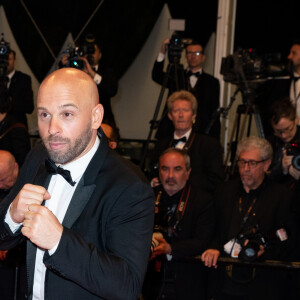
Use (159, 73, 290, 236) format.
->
(143, 148, 214, 300)
(152, 38, 220, 140)
(268, 97, 300, 186)
(61, 34, 118, 125)
(201, 136, 293, 300)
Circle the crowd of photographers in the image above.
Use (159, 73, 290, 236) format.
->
(1, 31, 300, 299)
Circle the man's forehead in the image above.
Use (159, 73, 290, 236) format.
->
(239, 148, 261, 159)
(160, 154, 185, 167)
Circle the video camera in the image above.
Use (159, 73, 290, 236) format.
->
(63, 34, 97, 70)
(221, 48, 288, 83)
(167, 34, 191, 64)
(285, 141, 300, 170)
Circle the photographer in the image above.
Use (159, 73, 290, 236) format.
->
(268, 97, 300, 186)
(60, 34, 118, 125)
(201, 136, 293, 300)
(142, 148, 214, 300)
(152, 38, 220, 140)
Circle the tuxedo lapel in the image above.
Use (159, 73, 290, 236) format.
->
(63, 132, 109, 228)
(62, 179, 96, 228)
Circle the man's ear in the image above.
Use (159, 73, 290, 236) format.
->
(92, 104, 104, 129)
(168, 112, 173, 121)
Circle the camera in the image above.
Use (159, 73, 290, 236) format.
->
(0, 33, 10, 78)
(63, 34, 97, 70)
(64, 46, 85, 70)
(236, 225, 288, 262)
(285, 141, 300, 170)
(167, 34, 191, 64)
(221, 48, 288, 83)
(237, 225, 266, 262)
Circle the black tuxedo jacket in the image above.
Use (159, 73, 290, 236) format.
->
(152, 60, 220, 140)
(95, 65, 118, 125)
(0, 134, 155, 300)
(151, 131, 225, 194)
(8, 70, 34, 128)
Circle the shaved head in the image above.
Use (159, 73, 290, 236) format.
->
(37, 68, 104, 164)
(0, 150, 19, 189)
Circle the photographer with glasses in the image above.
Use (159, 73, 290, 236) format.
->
(201, 136, 294, 300)
(268, 97, 300, 186)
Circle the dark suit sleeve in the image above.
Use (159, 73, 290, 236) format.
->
(97, 67, 118, 100)
(10, 73, 34, 115)
(171, 191, 215, 259)
(43, 182, 155, 300)
(152, 59, 165, 86)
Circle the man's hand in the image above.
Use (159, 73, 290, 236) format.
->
(282, 149, 293, 174)
(201, 249, 220, 268)
(160, 38, 170, 55)
(22, 204, 63, 250)
(10, 184, 50, 224)
(150, 236, 171, 260)
(80, 56, 96, 79)
(0, 250, 8, 261)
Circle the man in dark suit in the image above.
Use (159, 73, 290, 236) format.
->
(6, 50, 34, 128)
(201, 136, 293, 300)
(151, 90, 224, 194)
(152, 38, 220, 140)
(143, 148, 214, 300)
(0, 68, 154, 299)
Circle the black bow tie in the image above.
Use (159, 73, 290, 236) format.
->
(187, 71, 200, 78)
(293, 76, 300, 82)
(45, 159, 76, 186)
(171, 136, 186, 147)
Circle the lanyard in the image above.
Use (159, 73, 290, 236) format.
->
(239, 197, 257, 227)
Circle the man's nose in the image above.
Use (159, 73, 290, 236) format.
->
(48, 117, 61, 135)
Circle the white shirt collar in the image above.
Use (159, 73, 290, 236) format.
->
(174, 128, 192, 140)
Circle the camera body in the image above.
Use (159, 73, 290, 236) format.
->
(285, 141, 300, 170)
(221, 48, 288, 83)
(0, 33, 10, 77)
(64, 34, 96, 70)
(167, 34, 191, 64)
(237, 225, 266, 261)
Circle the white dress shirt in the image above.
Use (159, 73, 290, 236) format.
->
(173, 128, 192, 149)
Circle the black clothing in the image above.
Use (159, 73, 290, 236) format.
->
(95, 64, 118, 125)
(208, 177, 293, 300)
(268, 125, 300, 188)
(143, 183, 214, 300)
(0, 133, 154, 300)
(152, 59, 220, 140)
(151, 131, 225, 194)
(8, 71, 34, 128)
(255, 77, 291, 138)
(0, 114, 31, 166)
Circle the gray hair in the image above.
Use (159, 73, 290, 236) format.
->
(159, 148, 191, 170)
(236, 136, 273, 161)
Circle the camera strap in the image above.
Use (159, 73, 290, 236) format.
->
(169, 184, 191, 237)
(239, 197, 257, 228)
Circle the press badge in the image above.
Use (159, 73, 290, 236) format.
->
(224, 239, 241, 258)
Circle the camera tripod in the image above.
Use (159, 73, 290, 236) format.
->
(139, 58, 186, 171)
(223, 85, 265, 179)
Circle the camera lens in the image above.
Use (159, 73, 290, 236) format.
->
(292, 155, 300, 170)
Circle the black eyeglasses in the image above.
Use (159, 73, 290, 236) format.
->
(186, 51, 203, 56)
(236, 159, 266, 169)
